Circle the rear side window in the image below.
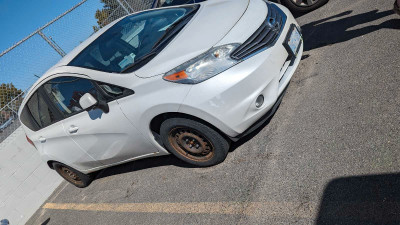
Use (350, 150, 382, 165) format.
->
(42, 77, 99, 117)
(20, 106, 40, 131)
(26, 91, 58, 129)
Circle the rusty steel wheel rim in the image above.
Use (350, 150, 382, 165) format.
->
(168, 127, 214, 162)
(59, 166, 83, 186)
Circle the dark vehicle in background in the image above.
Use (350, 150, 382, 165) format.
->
(277, 0, 329, 13)
(151, 0, 205, 8)
(152, 0, 329, 13)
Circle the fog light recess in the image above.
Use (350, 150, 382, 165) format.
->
(255, 95, 264, 108)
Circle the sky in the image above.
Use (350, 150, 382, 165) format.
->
(0, 0, 105, 91)
(0, 0, 86, 51)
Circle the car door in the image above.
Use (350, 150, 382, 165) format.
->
(42, 75, 158, 166)
(20, 89, 101, 171)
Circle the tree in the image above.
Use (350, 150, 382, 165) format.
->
(92, 0, 153, 32)
(93, 1, 118, 32)
(93, 0, 125, 32)
(0, 83, 23, 110)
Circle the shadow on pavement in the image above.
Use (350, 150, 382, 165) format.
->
(95, 100, 283, 180)
(301, 10, 400, 51)
(41, 218, 50, 225)
(95, 154, 195, 180)
(317, 173, 400, 225)
(229, 116, 275, 152)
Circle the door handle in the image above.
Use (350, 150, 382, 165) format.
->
(38, 137, 46, 143)
(68, 125, 79, 134)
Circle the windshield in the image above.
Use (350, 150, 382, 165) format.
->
(68, 6, 198, 73)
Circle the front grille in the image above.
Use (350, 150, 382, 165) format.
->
(231, 2, 287, 60)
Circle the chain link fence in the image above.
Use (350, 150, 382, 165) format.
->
(0, 0, 153, 144)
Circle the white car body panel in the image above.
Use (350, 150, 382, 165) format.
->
(19, 0, 303, 174)
(61, 98, 158, 169)
(179, 2, 303, 136)
(217, 0, 267, 46)
(115, 76, 192, 151)
(24, 118, 102, 171)
(21, 73, 160, 172)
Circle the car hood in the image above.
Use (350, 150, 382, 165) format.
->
(134, 0, 249, 78)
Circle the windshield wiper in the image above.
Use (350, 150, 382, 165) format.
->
(120, 51, 158, 73)
(152, 7, 199, 50)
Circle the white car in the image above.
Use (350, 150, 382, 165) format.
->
(18, 0, 303, 188)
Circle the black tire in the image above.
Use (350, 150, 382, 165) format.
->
(160, 118, 230, 167)
(278, 0, 329, 13)
(53, 162, 94, 188)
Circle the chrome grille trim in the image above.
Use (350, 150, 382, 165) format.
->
(231, 2, 287, 60)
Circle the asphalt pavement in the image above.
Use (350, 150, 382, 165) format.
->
(27, 0, 400, 224)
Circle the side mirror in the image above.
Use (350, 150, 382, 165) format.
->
(79, 93, 110, 113)
(79, 93, 97, 110)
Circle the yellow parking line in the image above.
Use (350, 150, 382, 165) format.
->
(43, 201, 316, 218)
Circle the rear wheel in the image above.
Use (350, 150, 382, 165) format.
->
(160, 118, 230, 167)
(53, 162, 93, 188)
(279, 0, 329, 13)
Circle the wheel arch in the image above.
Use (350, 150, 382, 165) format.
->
(149, 112, 232, 142)
(47, 160, 92, 175)
(47, 160, 55, 169)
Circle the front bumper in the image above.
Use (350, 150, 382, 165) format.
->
(179, 4, 303, 138)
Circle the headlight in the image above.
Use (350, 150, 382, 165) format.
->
(163, 44, 240, 84)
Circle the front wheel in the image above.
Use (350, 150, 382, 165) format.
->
(160, 118, 230, 167)
(279, 0, 329, 13)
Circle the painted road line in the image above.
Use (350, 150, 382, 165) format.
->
(43, 201, 317, 218)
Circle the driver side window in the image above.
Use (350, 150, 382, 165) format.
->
(42, 76, 134, 117)
(42, 77, 98, 117)
(20, 76, 134, 131)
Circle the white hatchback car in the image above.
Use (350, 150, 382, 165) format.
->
(19, 0, 303, 187)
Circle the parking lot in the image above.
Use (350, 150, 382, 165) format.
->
(27, 0, 400, 224)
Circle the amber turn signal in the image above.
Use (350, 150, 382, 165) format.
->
(163, 71, 188, 81)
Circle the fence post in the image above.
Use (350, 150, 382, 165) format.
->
(122, 0, 135, 13)
(37, 31, 66, 57)
(116, 0, 131, 14)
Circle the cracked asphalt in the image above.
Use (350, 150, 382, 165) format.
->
(27, 0, 400, 224)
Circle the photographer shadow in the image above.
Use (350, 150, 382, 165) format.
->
(317, 173, 400, 225)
